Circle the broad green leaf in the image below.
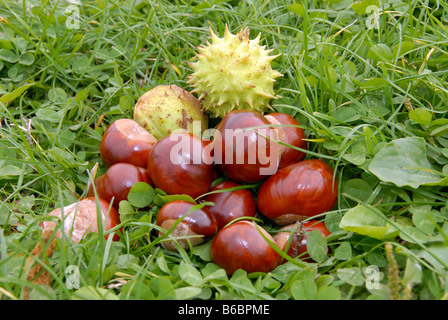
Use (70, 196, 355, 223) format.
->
(129, 215, 153, 241)
(429, 119, 448, 137)
(412, 209, 436, 235)
(230, 269, 258, 298)
(58, 130, 76, 148)
(402, 258, 422, 285)
(119, 95, 132, 112)
(153, 193, 196, 207)
(415, 242, 448, 270)
(118, 200, 134, 215)
(316, 286, 341, 300)
(149, 276, 176, 299)
(127, 182, 155, 208)
(392, 41, 416, 57)
(17, 195, 35, 211)
(399, 225, 431, 244)
(48, 87, 67, 103)
(35, 108, 63, 123)
(124, 281, 156, 300)
(18, 52, 35, 65)
(366, 251, 387, 267)
(342, 152, 366, 166)
(156, 252, 171, 274)
(0, 202, 18, 225)
(360, 78, 387, 89)
(336, 267, 365, 286)
(334, 242, 352, 260)
(342, 178, 373, 203)
(368, 44, 393, 62)
(75, 88, 89, 103)
(116, 254, 139, 269)
(118, 200, 135, 223)
(306, 230, 328, 263)
(305, 75, 318, 86)
(409, 108, 432, 126)
(352, 0, 379, 15)
(0, 164, 22, 177)
(120, 281, 155, 300)
(175, 287, 202, 300)
(8, 65, 21, 81)
(287, 3, 305, 16)
(202, 264, 227, 281)
(72, 286, 119, 300)
(0, 49, 18, 63)
(0, 82, 34, 105)
(332, 106, 360, 123)
(343, 60, 358, 75)
(369, 137, 445, 188)
(315, 274, 335, 288)
(339, 204, 398, 240)
(291, 279, 317, 300)
(179, 261, 204, 287)
(0, 40, 13, 50)
(192, 241, 212, 261)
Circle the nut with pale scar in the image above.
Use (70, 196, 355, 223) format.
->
(41, 197, 121, 244)
(156, 200, 217, 251)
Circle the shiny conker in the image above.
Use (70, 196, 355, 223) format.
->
(100, 118, 157, 168)
(156, 200, 217, 251)
(264, 112, 307, 169)
(89, 163, 153, 209)
(257, 159, 338, 225)
(41, 197, 121, 243)
(204, 180, 257, 230)
(147, 131, 214, 198)
(211, 220, 282, 275)
(213, 110, 284, 183)
(274, 220, 331, 262)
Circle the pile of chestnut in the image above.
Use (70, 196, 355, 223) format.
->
(83, 109, 338, 276)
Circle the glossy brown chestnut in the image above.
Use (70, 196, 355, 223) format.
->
(264, 112, 307, 169)
(274, 220, 331, 262)
(211, 220, 282, 275)
(89, 163, 153, 209)
(147, 131, 214, 198)
(100, 118, 157, 168)
(156, 200, 217, 251)
(41, 197, 121, 243)
(204, 180, 257, 230)
(257, 159, 338, 225)
(213, 110, 285, 183)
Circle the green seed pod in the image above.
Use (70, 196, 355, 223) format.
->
(133, 84, 208, 140)
(187, 26, 283, 118)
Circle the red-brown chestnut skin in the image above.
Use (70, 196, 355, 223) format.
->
(274, 220, 331, 262)
(264, 113, 307, 169)
(156, 200, 218, 251)
(147, 131, 214, 199)
(213, 110, 284, 184)
(89, 163, 153, 209)
(257, 159, 338, 225)
(41, 197, 121, 243)
(204, 180, 257, 230)
(100, 119, 157, 168)
(211, 220, 282, 275)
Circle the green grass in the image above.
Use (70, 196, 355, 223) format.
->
(0, 0, 448, 300)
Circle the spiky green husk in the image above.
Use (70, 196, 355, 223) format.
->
(187, 26, 282, 118)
